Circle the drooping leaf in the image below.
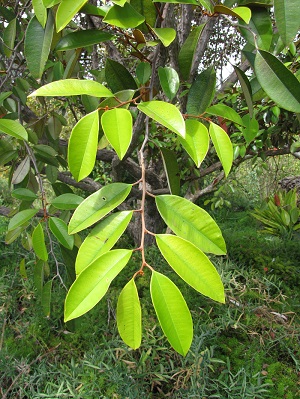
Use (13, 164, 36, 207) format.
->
(151, 28, 176, 47)
(187, 67, 216, 116)
(56, 30, 114, 50)
(56, 0, 88, 32)
(156, 234, 225, 303)
(103, 3, 145, 29)
(32, 223, 48, 261)
(68, 183, 132, 234)
(34, 260, 44, 296)
(209, 122, 233, 177)
(136, 62, 151, 84)
(206, 104, 244, 126)
(49, 217, 74, 250)
(214, 5, 251, 24)
(178, 24, 206, 81)
(179, 120, 209, 167)
(234, 66, 253, 118)
(8, 209, 38, 232)
(42, 280, 52, 317)
(105, 59, 138, 93)
(117, 279, 142, 349)
(3, 18, 16, 58)
(64, 249, 132, 321)
(158, 67, 179, 100)
(0, 119, 28, 141)
(19, 258, 27, 279)
(274, 0, 300, 47)
(101, 108, 132, 160)
(254, 50, 300, 113)
(150, 271, 193, 356)
(29, 79, 113, 98)
(137, 101, 185, 138)
(32, 0, 47, 27)
(51, 194, 84, 210)
(68, 110, 99, 181)
(156, 195, 226, 255)
(12, 156, 31, 185)
(160, 148, 180, 195)
(24, 12, 54, 79)
(11, 188, 38, 201)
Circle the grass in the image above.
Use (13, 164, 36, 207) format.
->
(0, 212, 300, 398)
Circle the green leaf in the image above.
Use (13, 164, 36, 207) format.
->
(160, 148, 180, 196)
(103, 3, 145, 29)
(234, 66, 253, 118)
(239, 8, 272, 51)
(136, 62, 151, 84)
(12, 156, 31, 185)
(155, 195, 226, 255)
(187, 67, 216, 116)
(254, 50, 300, 113)
(49, 217, 74, 250)
(68, 183, 132, 234)
(137, 101, 185, 138)
(8, 209, 38, 232)
(153, 0, 198, 4)
(51, 194, 84, 210)
(32, 0, 47, 27)
(101, 108, 132, 160)
(117, 279, 142, 349)
(241, 114, 259, 144)
(5, 225, 27, 244)
(156, 235, 225, 303)
(206, 104, 244, 126)
(32, 223, 48, 261)
(214, 5, 251, 24)
(68, 110, 99, 181)
(56, 0, 88, 32)
(0, 119, 28, 141)
(42, 280, 52, 317)
(274, 0, 300, 47)
(56, 30, 114, 51)
(209, 122, 233, 177)
(150, 271, 193, 356)
(76, 211, 133, 275)
(3, 18, 16, 58)
(11, 188, 38, 201)
(158, 67, 179, 101)
(105, 59, 138, 93)
(64, 249, 132, 321)
(81, 3, 108, 17)
(151, 28, 176, 47)
(24, 13, 54, 80)
(34, 260, 44, 296)
(179, 120, 209, 167)
(29, 79, 113, 98)
(178, 24, 206, 81)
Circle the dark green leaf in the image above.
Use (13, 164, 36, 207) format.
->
(160, 148, 180, 195)
(32, 223, 48, 261)
(8, 209, 38, 232)
(274, 0, 300, 46)
(158, 67, 179, 100)
(56, 30, 114, 51)
(105, 58, 138, 93)
(187, 67, 216, 115)
(103, 3, 145, 29)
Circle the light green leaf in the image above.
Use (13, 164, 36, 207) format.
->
(254, 50, 300, 113)
(274, 0, 300, 47)
(32, 0, 47, 27)
(179, 120, 209, 168)
(151, 28, 176, 47)
(3, 18, 16, 58)
(68, 110, 99, 182)
(153, 0, 198, 4)
(214, 5, 251, 24)
(155, 195, 226, 255)
(56, 0, 88, 32)
(68, 183, 132, 234)
(136, 62, 151, 84)
(34, 260, 44, 296)
(51, 194, 84, 210)
(32, 223, 48, 261)
(160, 148, 180, 196)
(28, 79, 113, 98)
(206, 104, 244, 126)
(0, 119, 28, 141)
(105, 59, 138, 93)
(241, 114, 259, 144)
(49, 217, 74, 250)
(64, 249, 132, 321)
(150, 271, 193, 356)
(187, 67, 216, 116)
(11, 188, 38, 201)
(42, 280, 52, 317)
(137, 101, 185, 138)
(209, 122, 233, 177)
(156, 235, 225, 303)
(81, 3, 108, 17)
(5, 225, 27, 244)
(56, 30, 114, 50)
(158, 67, 179, 101)
(101, 108, 132, 160)
(234, 66, 253, 118)
(76, 211, 133, 275)
(8, 209, 38, 232)
(12, 156, 30, 185)
(103, 3, 145, 29)
(198, 0, 214, 12)
(117, 279, 142, 349)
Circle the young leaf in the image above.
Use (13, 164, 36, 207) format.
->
(160, 148, 180, 196)
(68, 183, 132, 234)
(151, 28, 176, 47)
(156, 234, 225, 303)
(206, 104, 244, 126)
(68, 110, 99, 182)
(56, 30, 114, 51)
(155, 195, 227, 255)
(32, 0, 47, 27)
(209, 122, 233, 177)
(187, 67, 216, 116)
(274, 0, 300, 47)
(105, 59, 138, 93)
(179, 120, 209, 168)
(49, 217, 74, 250)
(56, 0, 88, 32)
(101, 108, 132, 160)
(179, 24, 206, 81)
(214, 5, 251, 24)
(234, 66, 253, 118)
(8, 209, 38, 232)
(117, 279, 142, 349)
(150, 271, 193, 356)
(136, 62, 151, 84)
(254, 50, 300, 113)
(103, 3, 145, 29)
(0, 119, 28, 141)
(51, 194, 84, 210)
(158, 67, 179, 101)
(64, 249, 132, 321)
(12, 188, 38, 201)
(28, 79, 113, 98)
(42, 280, 52, 317)
(137, 101, 185, 138)
(32, 223, 48, 261)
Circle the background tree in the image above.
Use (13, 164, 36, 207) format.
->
(0, 0, 299, 354)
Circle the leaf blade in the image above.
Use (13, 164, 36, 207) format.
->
(209, 122, 233, 177)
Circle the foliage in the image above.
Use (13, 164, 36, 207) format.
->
(0, 0, 300, 355)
